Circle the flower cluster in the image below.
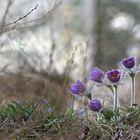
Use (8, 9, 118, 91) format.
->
(70, 56, 139, 115)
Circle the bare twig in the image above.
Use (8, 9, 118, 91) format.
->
(0, 4, 39, 39)
(2, 4, 38, 27)
(13, 1, 62, 31)
(1, 0, 14, 26)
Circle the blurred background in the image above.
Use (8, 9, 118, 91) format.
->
(0, 0, 140, 112)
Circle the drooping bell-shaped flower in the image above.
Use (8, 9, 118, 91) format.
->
(70, 80, 85, 95)
(89, 67, 104, 83)
(88, 99, 102, 112)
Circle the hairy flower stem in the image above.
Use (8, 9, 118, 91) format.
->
(113, 85, 119, 114)
(71, 96, 75, 110)
(84, 98, 89, 122)
(130, 75, 135, 107)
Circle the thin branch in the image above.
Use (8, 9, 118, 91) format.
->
(0, 1, 62, 35)
(10, 1, 62, 30)
(1, 0, 14, 26)
(2, 4, 38, 27)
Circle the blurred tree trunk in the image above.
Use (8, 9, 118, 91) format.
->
(83, 0, 97, 69)
(91, 0, 134, 69)
(84, 0, 106, 68)
(94, 0, 103, 67)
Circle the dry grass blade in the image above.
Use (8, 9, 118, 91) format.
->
(63, 46, 78, 89)
(5, 127, 27, 140)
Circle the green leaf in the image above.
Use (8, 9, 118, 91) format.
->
(101, 108, 115, 121)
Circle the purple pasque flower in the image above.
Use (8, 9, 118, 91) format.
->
(121, 57, 135, 69)
(119, 56, 140, 76)
(89, 67, 104, 83)
(120, 57, 138, 107)
(70, 80, 85, 95)
(88, 99, 101, 112)
(106, 69, 121, 83)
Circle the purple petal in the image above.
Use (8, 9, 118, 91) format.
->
(88, 99, 101, 112)
(89, 67, 104, 83)
(70, 80, 85, 95)
(121, 57, 135, 69)
(106, 69, 121, 83)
